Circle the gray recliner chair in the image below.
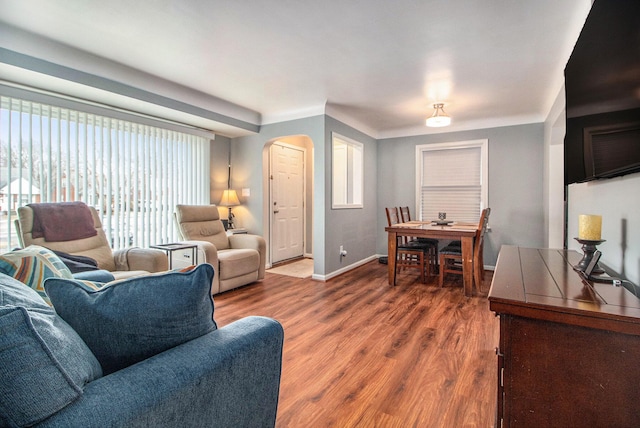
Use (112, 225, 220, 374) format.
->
(174, 204, 266, 295)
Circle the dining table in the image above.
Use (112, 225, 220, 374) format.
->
(385, 220, 480, 296)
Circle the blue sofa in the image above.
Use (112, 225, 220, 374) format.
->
(36, 317, 284, 427)
(0, 260, 284, 428)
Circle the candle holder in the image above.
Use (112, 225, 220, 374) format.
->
(574, 238, 605, 274)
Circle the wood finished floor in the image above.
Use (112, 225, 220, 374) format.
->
(213, 261, 498, 428)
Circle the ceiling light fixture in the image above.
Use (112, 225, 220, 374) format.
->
(426, 103, 451, 127)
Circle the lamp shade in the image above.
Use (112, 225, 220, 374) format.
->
(219, 189, 240, 206)
(426, 103, 451, 127)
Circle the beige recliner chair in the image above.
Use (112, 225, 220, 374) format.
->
(16, 204, 168, 280)
(174, 204, 266, 295)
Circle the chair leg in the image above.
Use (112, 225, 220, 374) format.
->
(431, 246, 438, 275)
(395, 250, 426, 284)
(425, 252, 429, 282)
(474, 246, 485, 292)
(438, 254, 445, 287)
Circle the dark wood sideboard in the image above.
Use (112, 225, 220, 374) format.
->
(488, 246, 640, 427)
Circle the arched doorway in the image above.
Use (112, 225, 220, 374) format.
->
(262, 135, 314, 267)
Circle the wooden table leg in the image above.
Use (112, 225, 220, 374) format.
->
(388, 231, 397, 286)
(473, 244, 483, 293)
(461, 236, 474, 296)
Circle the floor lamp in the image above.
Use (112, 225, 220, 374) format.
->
(219, 147, 240, 229)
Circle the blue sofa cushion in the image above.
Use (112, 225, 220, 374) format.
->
(45, 263, 217, 375)
(0, 274, 103, 427)
(0, 245, 74, 305)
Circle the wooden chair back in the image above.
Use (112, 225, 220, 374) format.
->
(385, 207, 401, 227)
(387, 207, 414, 246)
(399, 206, 411, 223)
(473, 207, 491, 291)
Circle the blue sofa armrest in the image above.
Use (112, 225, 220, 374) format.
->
(37, 316, 284, 428)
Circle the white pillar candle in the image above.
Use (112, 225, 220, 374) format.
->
(578, 214, 602, 241)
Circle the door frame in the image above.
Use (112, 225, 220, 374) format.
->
(268, 141, 307, 266)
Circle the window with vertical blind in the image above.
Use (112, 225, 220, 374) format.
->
(0, 95, 210, 252)
(416, 139, 488, 223)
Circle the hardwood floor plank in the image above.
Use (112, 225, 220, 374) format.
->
(212, 261, 498, 427)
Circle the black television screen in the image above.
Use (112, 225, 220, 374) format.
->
(564, 0, 640, 185)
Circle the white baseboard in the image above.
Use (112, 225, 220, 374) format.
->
(280, 254, 494, 281)
(312, 254, 380, 281)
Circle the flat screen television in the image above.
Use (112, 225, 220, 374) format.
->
(564, 0, 640, 185)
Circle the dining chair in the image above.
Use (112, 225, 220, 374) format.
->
(399, 206, 439, 274)
(385, 207, 430, 283)
(438, 207, 491, 291)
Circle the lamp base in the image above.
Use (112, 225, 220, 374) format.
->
(573, 238, 605, 274)
(227, 207, 235, 229)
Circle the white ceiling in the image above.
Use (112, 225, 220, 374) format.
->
(0, 0, 593, 138)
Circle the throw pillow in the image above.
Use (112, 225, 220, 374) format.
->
(0, 245, 74, 305)
(0, 273, 102, 427)
(45, 263, 216, 375)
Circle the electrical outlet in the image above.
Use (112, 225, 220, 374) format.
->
(339, 245, 347, 258)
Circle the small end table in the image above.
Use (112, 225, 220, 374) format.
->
(226, 228, 248, 236)
(150, 243, 198, 269)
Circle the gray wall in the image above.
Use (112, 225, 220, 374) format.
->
(324, 116, 378, 274)
(228, 116, 546, 276)
(229, 114, 379, 277)
(231, 116, 328, 274)
(210, 135, 231, 206)
(377, 123, 545, 267)
(567, 173, 640, 285)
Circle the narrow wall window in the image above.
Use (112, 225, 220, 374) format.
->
(416, 139, 488, 223)
(332, 133, 363, 209)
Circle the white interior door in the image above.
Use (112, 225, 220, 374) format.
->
(270, 143, 305, 264)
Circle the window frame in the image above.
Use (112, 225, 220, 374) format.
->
(332, 132, 364, 209)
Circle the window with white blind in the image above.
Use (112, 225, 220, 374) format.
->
(0, 95, 210, 252)
(416, 139, 488, 223)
